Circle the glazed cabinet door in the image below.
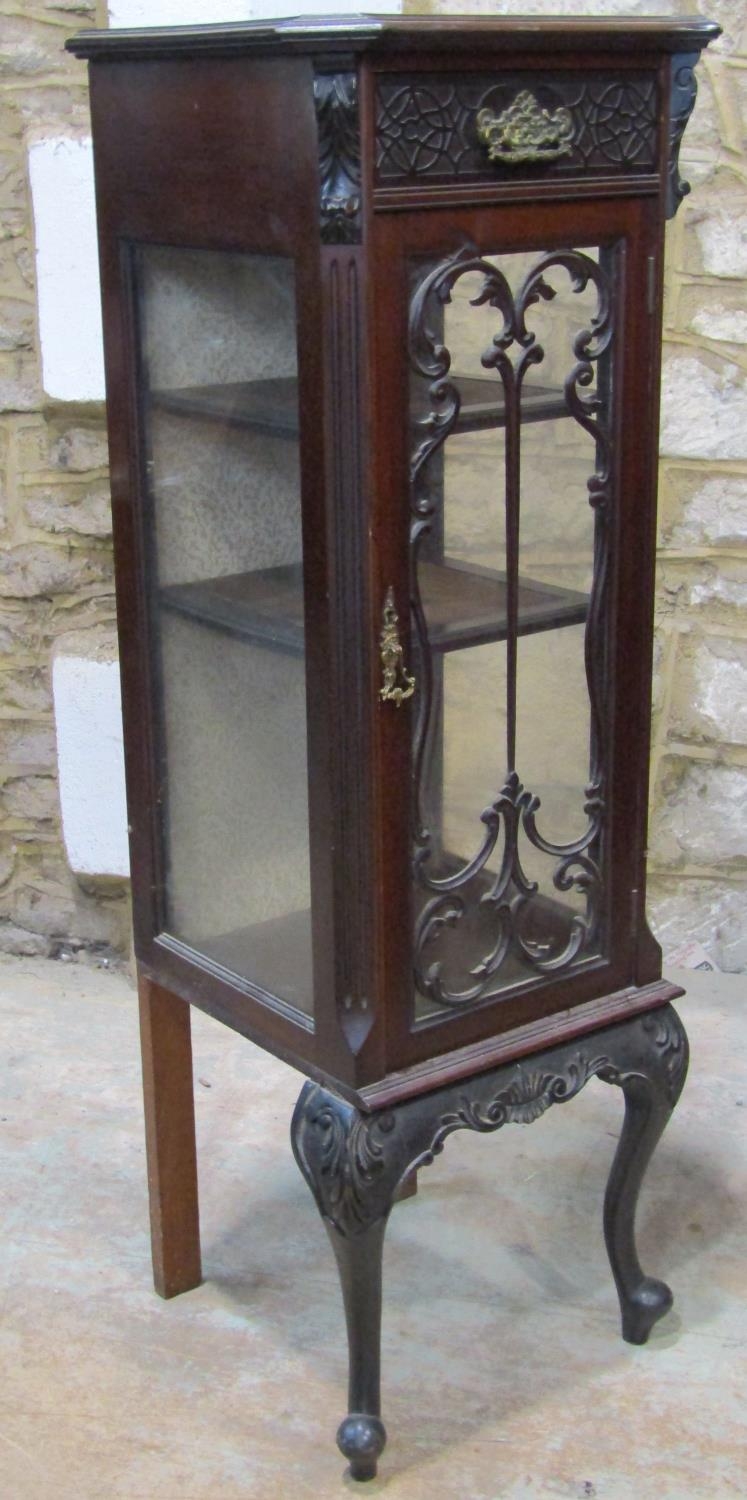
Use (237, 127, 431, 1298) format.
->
(88, 57, 345, 1073)
(371, 196, 663, 1073)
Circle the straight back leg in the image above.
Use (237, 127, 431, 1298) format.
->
(138, 974, 202, 1298)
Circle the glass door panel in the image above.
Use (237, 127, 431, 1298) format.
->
(409, 244, 614, 1021)
(135, 246, 313, 1017)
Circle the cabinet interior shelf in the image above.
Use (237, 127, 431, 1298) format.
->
(181, 878, 582, 1027)
(160, 558, 588, 656)
(151, 374, 572, 437)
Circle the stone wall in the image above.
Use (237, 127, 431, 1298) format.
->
(0, 0, 130, 961)
(0, 0, 744, 971)
(652, 2, 747, 969)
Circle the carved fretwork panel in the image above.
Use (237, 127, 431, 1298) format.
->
(376, 73, 658, 185)
(408, 245, 616, 1016)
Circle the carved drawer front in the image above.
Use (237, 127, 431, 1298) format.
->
(375, 72, 659, 187)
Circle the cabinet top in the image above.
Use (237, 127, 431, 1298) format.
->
(66, 13, 720, 63)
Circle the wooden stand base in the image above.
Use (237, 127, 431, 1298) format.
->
(291, 1004, 688, 1481)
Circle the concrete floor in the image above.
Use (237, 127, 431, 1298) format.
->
(0, 956, 745, 1500)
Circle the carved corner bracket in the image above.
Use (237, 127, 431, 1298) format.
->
(667, 52, 699, 220)
(314, 70, 361, 244)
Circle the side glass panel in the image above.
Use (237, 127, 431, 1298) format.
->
(135, 246, 313, 1017)
(409, 244, 614, 1022)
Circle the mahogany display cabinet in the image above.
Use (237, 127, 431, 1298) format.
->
(68, 13, 718, 1481)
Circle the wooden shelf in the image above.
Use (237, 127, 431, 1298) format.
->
(190, 906, 314, 1019)
(151, 374, 571, 438)
(153, 376, 301, 439)
(186, 883, 582, 1027)
(160, 557, 588, 656)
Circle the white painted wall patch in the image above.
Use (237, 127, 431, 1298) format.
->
(53, 647, 130, 878)
(29, 136, 106, 403)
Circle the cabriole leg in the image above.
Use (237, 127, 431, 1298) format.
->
(326, 1219, 388, 1480)
(291, 1084, 404, 1481)
(291, 1005, 688, 1477)
(600, 1007, 689, 1344)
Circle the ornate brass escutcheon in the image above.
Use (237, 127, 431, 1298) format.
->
(379, 587, 415, 707)
(476, 90, 574, 164)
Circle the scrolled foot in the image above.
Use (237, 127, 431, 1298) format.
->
(601, 1005, 688, 1347)
(621, 1276, 673, 1345)
(337, 1414, 387, 1481)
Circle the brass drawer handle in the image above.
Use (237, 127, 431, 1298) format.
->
(476, 91, 574, 165)
(379, 587, 415, 707)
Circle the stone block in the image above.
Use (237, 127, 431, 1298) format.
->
(24, 483, 112, 537)
(0, 775, 58, 823)
(703, 0, 746, 56)
(669, 634, 747, 745)
(0, 298, 34, 353)
(660, 352, 747, 460)
(0, 920, 48, 956)
(688, 181, 747, 279)
(677, 284, 747, 346)
(38, 1, 96, 12)
(648, 876, 747, 972)
(0, 147, 25, 213)
(0, 228, 34, 302)
(0, 668, 52, 715)
(0, 207, 25, 242)
(0, 597, 116, 669)
(2, 852, 132, 953)
(13, 87, 90, 137)
(0, 15, 82, 80)
(0, 721, 56, 771)
(0, 350, 41, 412)
(0, 601, 53, 663)
(7, 412, 109, 486)
(649, 756, 747, 870)
(0, 842, 14, 886)
(52, 426, 109, 474)
(656, 557, 747, 621)
(686, 559, 747, 612)
(0, 542, 111, 599)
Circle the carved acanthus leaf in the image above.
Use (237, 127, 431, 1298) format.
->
(314, 72, 361, 244)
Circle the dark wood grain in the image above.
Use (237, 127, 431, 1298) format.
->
(67, 15, 720, 63)
(73, 22, 719, 1481)
(370, 193, 665, 1076)
(138, 976, 202, 1298)
(375, 71, 659, 186)
(292, 1002, 688, 1477)
(77, 18, 715, 1109)
(87, 53, 334, 1076)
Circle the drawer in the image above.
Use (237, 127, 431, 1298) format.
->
(374, 71, 659, 189)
